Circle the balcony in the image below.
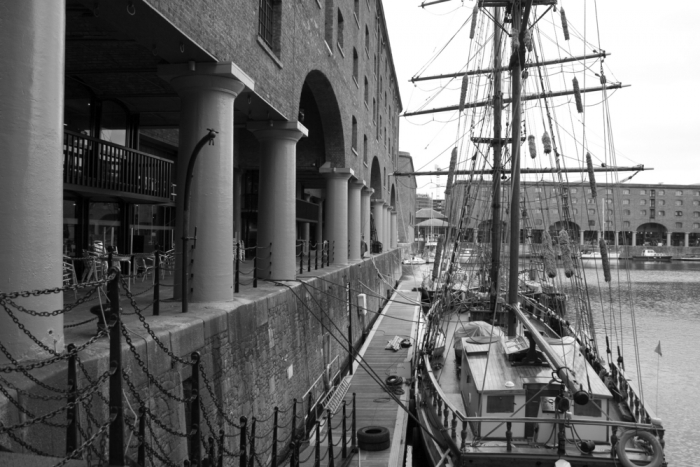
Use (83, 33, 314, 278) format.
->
(63, 130, 174, 203)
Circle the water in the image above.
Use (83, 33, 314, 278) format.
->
(579, 260, 700, 466)
(403, 260, 699, 465)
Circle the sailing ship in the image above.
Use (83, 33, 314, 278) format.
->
(403, 1, 667, 466)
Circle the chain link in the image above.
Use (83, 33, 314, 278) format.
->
(52, 419, 111, 467)
(198, 363, 242, 429)
(0, 274, 114, 300)
(2, 283, 100, 317)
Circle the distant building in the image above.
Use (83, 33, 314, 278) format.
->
(396, 152, 416, 243)
(416, 193, 433, 211)
(433, 198, 445, 212)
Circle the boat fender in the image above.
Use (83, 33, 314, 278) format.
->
(357, 426, 391, 451)
(615, 431, 664, 467)
(578, 439, 596, 454)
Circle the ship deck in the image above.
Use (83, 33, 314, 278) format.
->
(296, 278, 421, 467)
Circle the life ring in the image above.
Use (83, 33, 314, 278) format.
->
(616, 430, 663, 467)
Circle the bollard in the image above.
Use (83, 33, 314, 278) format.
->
(306, 392, 313, 441)
(207, 436, 215, 466)
(138, 406, 146, 466)
(342, 402, 347, 459)
(65, 343, 78, 455)
(271, 407, 278, 467)
(240, 416, 248, 467)
(327, 410, 335, 467)
(289, 441, 297, 467)
(107, 267, 125, 466)
(249, 418, 257, 467)
(314, 422, 321, 466)
(291, 399, 297, 442)
(191, 352, 202, 466)
(154, 250, 160, 316)
(235, 242, 240, 293)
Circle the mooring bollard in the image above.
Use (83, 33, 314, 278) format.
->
(249, 417, 257, 467)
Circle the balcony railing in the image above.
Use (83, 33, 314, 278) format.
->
(63, 130, 174, 201)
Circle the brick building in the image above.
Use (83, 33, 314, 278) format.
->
(395, 151, 416, 243)
(0, 0, 403, 358)
(452, 180, 700, 247)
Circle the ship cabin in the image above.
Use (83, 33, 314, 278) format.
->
(459, 334, 613, 443)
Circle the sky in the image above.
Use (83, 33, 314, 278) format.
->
(383, 0, 700, 198)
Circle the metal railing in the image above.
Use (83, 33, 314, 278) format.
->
(63, 130, 174, 200)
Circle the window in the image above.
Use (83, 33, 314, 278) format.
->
(572, 198, 578, 204)
(694, 200, 700, 206)
(352, 48, 359, 82)
(570, 188, 578, 194)
(640, 210, 647, 216)
(605, 198, 613, 204)
(622, 199, 630, 205)
(675, 200, 683, 206)
(658, 211, 665, 217)
(695, 212, 700, 218)
(589, 220, 596, 227)
(640, 190, 647, 195)
(364, 77, 369, 104)
(676, 190, 684, 196)
(351, 116, 357, 152)
(675, 211, 683, 217)
(695, 223, 700, 229)
(535, 219, 543, 225)
(587, 199, 595, 204)
(650, 189, 656, 197)
(372, 98, 376, 122)
(640, 200, 647, 205)
(365, 26, 370, 55)
(586, 188, 592, 194)
(486, 395, 514, 413)
(606, 189, 613, 194)
(588, 209, 595, 215)
(676, 222, 683, 228)
(623, 210, 631, 216)
(572, 208, 578, 214)
(658, 190, 665, 196)
(622, 189, 630, 195)
(606, 209, 613, 216)
(258, 0, 281, 54)
(658, 200, 666, 206)
(383, 168, 386, 187)
(695, 191, 700, 196)
(354, 0, 360, 21)
(623, 221, 630, 228)
(324, 0, 334, 46)
(363, 135, 368, 165)
(535, 187, 543, 192)
(337, 9, 345, 50)
(534, 208, 542, 213)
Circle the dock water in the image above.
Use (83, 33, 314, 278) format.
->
(296, 280, 420, 467)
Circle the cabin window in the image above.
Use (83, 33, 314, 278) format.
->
(574, 399, 601, 417)
(486, 395, 515, 413)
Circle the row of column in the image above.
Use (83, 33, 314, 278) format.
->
(576, 231, 693, 247)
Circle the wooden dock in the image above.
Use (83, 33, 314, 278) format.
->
(296, 282, 420, 467)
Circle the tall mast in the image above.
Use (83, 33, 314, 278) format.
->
(507, 0, 533, 336)
(489, 7, 503, 314)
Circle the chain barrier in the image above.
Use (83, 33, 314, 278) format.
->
(53, 419, 111, 467)
(2, 283, 102, 317)
(65, 316, 98, 328)
(0, 274, 114, 300)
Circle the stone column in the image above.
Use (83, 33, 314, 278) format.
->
(596, 230, 601, 243)
(685, 232, 690, 248)
(632, 231, 637, 246)
(321, 167, 354, 264)
(361, 187, 373, 256)
(579, 230, 585, 246)
(248, 121, 308, 280)
(666, 232, 672, 246)
(348, 180, 364, 261)
(301, 194, 311, 254)
(372, 199, 385, 253)
(391, 210, 398, 249)
(614, 231, 619, 247)
(384, 204, 391, 250)
(316, 198, 324, 249)
(233, 169, 242, 242)
(160, 63, 248, 302)
(0, 1, 65, 361)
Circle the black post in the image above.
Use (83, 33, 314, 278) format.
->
(347, 284, 353, 376)
(271, 407, 279, 467)
(239, 416, 247, 467)
(300, 247, 303, 275)
(138, 406, 146, 466)
(291, 399, 297, 442)
(253, 255, 258, 288)
(314, 422, 320, 466)
(331, 241, 335, 265)
(235, 242, 240, 293)
(289, 441, 297, 467)
(65, 343, 78, 456)
(308, 244, 311, 272)
(191, 352, 201, 467)
(107, 267, 124, 466)
(351, 393, 357, 452)
(248, 418, 256, 467)
(315, 244, 318, 270)
(182, 129, 217, 314)
(294, 440, 300, 467)
(306, 392, 313, 441)
(154, 250, 160, 316)
(342, 401, 347, 458)
(218, 429, 224, 467)
(207, 436, 215, 466)
(327, 410, 335, 467)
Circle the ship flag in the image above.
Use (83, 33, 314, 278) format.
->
(654, 341, 662, 357)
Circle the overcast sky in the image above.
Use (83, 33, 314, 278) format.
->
(383, 0, 700, 197)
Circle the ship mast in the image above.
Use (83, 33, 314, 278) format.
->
(489, 7, 504, 315)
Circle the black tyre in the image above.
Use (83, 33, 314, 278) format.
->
(360, 439, 391, 451)
(357, 426, 391, 445)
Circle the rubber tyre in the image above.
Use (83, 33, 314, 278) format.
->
(386, 375, 401, 386)
(357, 426, 391, 445)
(359, 439, 391, 451)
